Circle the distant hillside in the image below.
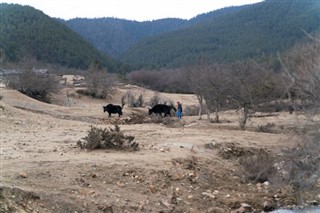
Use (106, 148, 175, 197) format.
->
(64, 18, 186, 58)
(64, 7, 243, 58)
(121, 0, 320, 69)
(0, 3, 122, 71)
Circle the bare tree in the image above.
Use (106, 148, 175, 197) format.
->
(185, 63, 208, 120)
(186, 61, 231, 122)
(201, 64, 230, 123)
(280, 34, 320, 110)
(228, 60, 278, 129)
(85, 61, 117, 99)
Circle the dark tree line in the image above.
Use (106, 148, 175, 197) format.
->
(0, 3, 122, 72)
(121, 0, 320, 69)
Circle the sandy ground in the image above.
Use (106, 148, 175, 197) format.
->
(0, 85, 318, 213)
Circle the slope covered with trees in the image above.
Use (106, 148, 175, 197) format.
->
(121, 0, 320, 69)
(0, 3, 122, 71)
(64, 6, 244, 58)
(64, 18, 187, 58)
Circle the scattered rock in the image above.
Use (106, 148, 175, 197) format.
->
(116, 181, 125, 188)
(206, 207, 225, 213)
(232, 206, 245, 213)
(149, 184, 157, 194)
(170, 191, 178, 204)
(263, 201, 275, 212)
(241, 203, 252, 210)
(159, 200, 171, 209)
(17, 172, 28, 178)
(306, 200, 318, 206)
(204, 142, 217, 149)
(201, 192, 216, 199)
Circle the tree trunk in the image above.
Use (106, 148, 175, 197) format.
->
(239, 105, 249, 130)
(214, 101, 219, 123)
(206, 104, 211, 121)
(197, 95, 203, 120)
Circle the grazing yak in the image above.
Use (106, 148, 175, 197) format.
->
(103, 104, 123, 117)
(148, 104, 176, 117)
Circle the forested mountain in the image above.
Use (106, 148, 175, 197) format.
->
(121, 0, 320, 69)
(64, 6, 244, 58)
(1, 1, 319, 72)
(0, 3, 122, 71)
(64, 18, 186, 58)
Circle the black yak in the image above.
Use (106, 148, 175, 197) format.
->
(103, 104, 123, 117)
(148, 104, 176, 117)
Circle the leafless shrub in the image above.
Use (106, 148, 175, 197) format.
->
(77, 125, 139, 151)
(135, 94, 144, 107)
(121, 91, 135, 107)
(256, 122, 276, 133)
(277, 133, 320, 198)
(76, 89, 97, 97)
(84, 66, 117, 99)
(279, 33, 320, 111)
(121, 92, 144, 108)
(149, 93, 161, 106)
(5, 70, 59, 103)
(184, 105, 200, 116)
(239, 150, 276, 183)
(123, 113, 146, 124)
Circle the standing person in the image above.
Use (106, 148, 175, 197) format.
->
(177, 101, 182, 119)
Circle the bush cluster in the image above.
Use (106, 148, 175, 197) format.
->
(77, 125, 139, 151)
(281, 133, 320, 195)
(5, 70, 59, 103)
(239, 149, 276, 183)
(121, 92, 144, 108)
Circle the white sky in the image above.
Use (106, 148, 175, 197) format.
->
(0, 0, 264, 21)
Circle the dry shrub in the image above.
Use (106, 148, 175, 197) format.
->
(6, 70, 59, 103)
(136, 94, 144, 107)
(256, 122, 276, 133)
(76, 89, 100, 98)
(123, 113, 146, 124)
(279, 133, 320, 195)
(147, 115, 183, 128)
(121, 92, 144, 108)
(239, 149, 276, 183)
(77, 125, 139, 151)
(149, 93, 161, 106)
(219, 142, 254, 159)
(84, 70, 116, 99)
(184, 105, 200, 116)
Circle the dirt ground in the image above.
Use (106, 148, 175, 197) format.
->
(0, 84, 319, 213)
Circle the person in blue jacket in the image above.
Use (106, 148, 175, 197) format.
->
(176, 101, 182, 119)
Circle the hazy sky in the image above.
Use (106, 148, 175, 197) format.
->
(0, 0, 264, 21)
